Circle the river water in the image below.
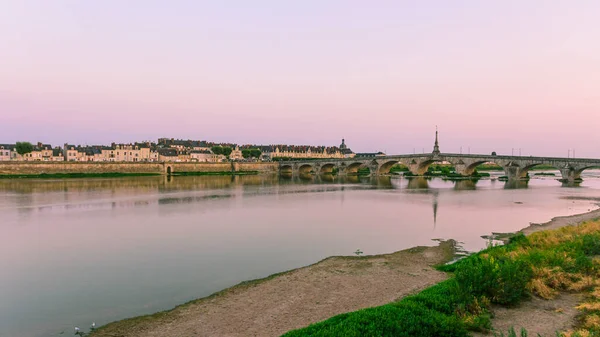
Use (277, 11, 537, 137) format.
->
(1, 171, 600, 337)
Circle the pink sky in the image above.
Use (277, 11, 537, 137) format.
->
(1, 1, 599, 157)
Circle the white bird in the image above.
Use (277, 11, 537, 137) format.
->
(91, 322, 96, 328)
(74, 327, 80, 332)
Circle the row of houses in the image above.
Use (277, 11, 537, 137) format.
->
(0, 139, 358, 162)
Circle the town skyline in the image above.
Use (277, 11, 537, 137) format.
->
(0, 129, 597, 159)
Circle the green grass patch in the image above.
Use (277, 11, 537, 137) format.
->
(528, 164, 559, 171)
(475, 164, 504, 171)
(172, 171, 259, 176)
(389, 164, 409, 173)
(0, 172, 160, 179)
(357, 167, 371, 176)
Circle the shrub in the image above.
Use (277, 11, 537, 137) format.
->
(582, 234, 600, 256)
(283, 301, 469, 337)
(455, 255, 532, 305)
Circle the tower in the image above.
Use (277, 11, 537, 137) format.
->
(432, 127, 440, 155)
(340, 138, 347, 150)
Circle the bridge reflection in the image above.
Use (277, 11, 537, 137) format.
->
(278, 173, 564, 191)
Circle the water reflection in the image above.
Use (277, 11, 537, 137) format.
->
(453, 180, 478, 190)
(503, 180, 530, 189)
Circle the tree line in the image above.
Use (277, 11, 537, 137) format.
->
(210, 146, 262, 159)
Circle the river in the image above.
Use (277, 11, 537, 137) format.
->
(1, 171, 600, 337)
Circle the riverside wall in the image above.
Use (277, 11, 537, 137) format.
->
(0, 162, 279, 175)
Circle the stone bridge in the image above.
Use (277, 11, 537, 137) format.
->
(278, 153, 600, 182)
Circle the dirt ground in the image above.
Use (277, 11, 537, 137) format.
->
(92, 242, 454, 337)
(472, 293, 583, 337)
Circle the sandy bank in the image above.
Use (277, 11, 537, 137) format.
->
(520, 199, 600, 236)
(91, 242, 454, 337)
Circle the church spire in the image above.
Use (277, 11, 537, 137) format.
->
(432, 126, 440, 154)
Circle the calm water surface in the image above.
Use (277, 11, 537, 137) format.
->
(1, 172, 600, 337)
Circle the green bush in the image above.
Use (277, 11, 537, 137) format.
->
(283, 300, 468, 337)
(455, 256, 531, 305)
(582, 234, 600, 255)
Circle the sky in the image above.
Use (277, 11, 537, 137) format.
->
(1, 1, 599, 157)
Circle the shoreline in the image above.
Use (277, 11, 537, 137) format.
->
(0, 171, 263, 179)
(90, 204, 600, 337)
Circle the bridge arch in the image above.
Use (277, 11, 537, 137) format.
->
(166, 165, 173, 175)
(463, 160, 500, 176)
(280, 164, 293, 175)
(298, 164, 314, 175)
(320, 163, 336, 174)
(346, 162, 367, 175)
(518, 163, 561, 179)
(377, 160, 400, 175)
(573, 165, 600, 180)
(416, 160, 456, 176)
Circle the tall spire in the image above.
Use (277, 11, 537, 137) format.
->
(432, 126, 440, 154)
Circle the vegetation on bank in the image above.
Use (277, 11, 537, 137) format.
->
(0, 170, 262, 179)
(0, 172, 161, 179)
(477, 164, 559, 172)
(389, 164, 409, 173)
(172, 171, 259, 176)
(357, 167, 371, 176)
(283, 220, 600, 337)
(477, 164, 504, 171)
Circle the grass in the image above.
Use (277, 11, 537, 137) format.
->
(0, 170, 260, 179)
(172, 171, 259, 176)
(477, 164, 559, 172)
(283, 219, 600, 337)
(357, 167, 371, 176)
(0, 172, 160, 179)
(389, 164, 409, 173)
(477, 164, 504, 171)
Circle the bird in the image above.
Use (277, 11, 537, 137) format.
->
(91, 322, 96, 329)
(74, 327, 80, 333)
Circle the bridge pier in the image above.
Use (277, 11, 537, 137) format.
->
(559, 167, 582, 183)
(407, 162, 426, 176)
(503, 165, 529, 181)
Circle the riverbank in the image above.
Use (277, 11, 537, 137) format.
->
(0, 161, 279, 177)
(90, 242, 456, 337)
(89, 204, 600, 337)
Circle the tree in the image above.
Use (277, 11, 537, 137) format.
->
(15, 142, 34, 155)
(222, 146, 232, 157)
(241, 148, 262, 159)
(250, 148, 262, 158)
(211, 146, 223, 155)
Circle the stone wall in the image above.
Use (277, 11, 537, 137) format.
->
(0, 162, 279, 175)
(0, 162, 164, 175)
